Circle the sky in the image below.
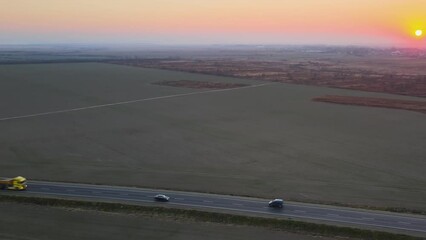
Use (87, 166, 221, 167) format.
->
(1, 0, 425, 48)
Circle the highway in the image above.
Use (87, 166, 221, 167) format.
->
(6, 181, 426, 236)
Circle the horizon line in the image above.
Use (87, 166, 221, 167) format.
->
(0, 43, 425, 50)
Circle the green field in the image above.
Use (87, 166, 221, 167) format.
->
(2, 202, 338, 240)
(1, 63, 425, 211)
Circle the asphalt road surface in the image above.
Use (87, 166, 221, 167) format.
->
(6, 181, 426, 236)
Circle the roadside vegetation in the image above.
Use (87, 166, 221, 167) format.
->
(0, 195, 422, 240)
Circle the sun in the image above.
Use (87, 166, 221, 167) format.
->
(415, 29, 423, 37)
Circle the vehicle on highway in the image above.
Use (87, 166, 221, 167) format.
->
(154, 194, 170, 202)
(0, 176, 27, 191)
(268, 199, 284, 208)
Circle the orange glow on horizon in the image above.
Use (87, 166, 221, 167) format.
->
(0, 0, 424, 47)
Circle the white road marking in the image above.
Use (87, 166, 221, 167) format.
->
(35, 181, 262, 203)
(22, 190, 426, 233)
(29, 181, 426, 222)
(398, 222, 411, 225)
(0, 83, 272, 122)
(327, 213, 339, 217)
(294, 210, 306, 213)
(34, 182, 160, 198)
(174, 198, 185, 200)
(283, 203, 425, 221)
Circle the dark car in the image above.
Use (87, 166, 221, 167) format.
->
(268, 199, 284, 208)
(154, 194, 170, 202)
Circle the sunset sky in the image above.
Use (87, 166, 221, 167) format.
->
(1, 0, 425, 48)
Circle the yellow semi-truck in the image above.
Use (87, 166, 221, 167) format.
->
(0, 176, 27, 190)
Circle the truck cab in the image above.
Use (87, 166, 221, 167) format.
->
(0, 176, 27, 190)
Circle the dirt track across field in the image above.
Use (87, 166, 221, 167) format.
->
(313, 95, 426, 114)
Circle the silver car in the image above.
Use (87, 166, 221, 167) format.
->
(154, 194, 170, 202)
(268, 199, 284, 208)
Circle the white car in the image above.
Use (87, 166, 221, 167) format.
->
(154, 194, 170, 202)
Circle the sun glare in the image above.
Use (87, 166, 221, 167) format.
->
(415, 29, 423, 37)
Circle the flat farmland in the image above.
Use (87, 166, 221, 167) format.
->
(0, 202, 339, 240)
(1, 63, 425, 211)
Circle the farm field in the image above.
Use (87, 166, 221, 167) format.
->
(0, 63, 425, 211)
(115, 58, 426, 98)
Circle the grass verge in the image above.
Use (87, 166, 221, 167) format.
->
(0, 195, 423, 240)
